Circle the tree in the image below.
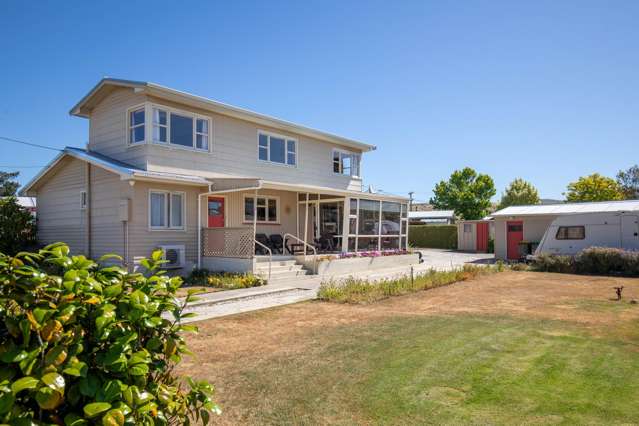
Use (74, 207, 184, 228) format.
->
(0, 196, 36, 255)
(430, 167, 496, 220)
(564, 173, 624, 202)
(0, 171, 20, 196)
(616, 165, 639, 199)
(498, 178, 540, 210)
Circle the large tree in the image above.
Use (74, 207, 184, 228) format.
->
(564, 173, 624, 202)
(430, 167, 496, 220)
(0, 171, 19, 196)
(616, 165, 639, 200)
(0, 196, 36, 254)
(498, 178, 540, 210)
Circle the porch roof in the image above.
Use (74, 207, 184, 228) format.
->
(260, 180, 409, 202)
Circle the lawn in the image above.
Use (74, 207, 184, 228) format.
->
(181, 271, 639, 425)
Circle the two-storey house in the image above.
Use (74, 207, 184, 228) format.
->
(22, 78, 410, 276)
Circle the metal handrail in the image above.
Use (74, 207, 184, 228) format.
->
(254, 239, 272, 281)
(283, 233, 317, 274)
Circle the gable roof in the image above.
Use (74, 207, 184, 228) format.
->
(70, 78, 375, 153)
(491, 200, 639, 217)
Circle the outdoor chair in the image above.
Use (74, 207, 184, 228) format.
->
(255, 233, 273, 255)
(269, 234, 284, 254)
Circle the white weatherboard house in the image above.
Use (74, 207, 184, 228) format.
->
(491, 200, 639, 260)
(21, 78, 413, 279)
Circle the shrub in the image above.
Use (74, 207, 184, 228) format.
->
(0, 197, 36, 255)
(185, 269, 265, 290)
(408, 225, 457, 249)
(575, 247, 639, 276)
(0, 243, 219, 425)
(531, 253, 576, 274)
(317, 264, 497, 304)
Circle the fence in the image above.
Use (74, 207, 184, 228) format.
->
(201, 227, 254, 258)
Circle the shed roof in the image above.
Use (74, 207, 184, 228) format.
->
(491, 200, 639, 217)
(408, 210, 455, 219)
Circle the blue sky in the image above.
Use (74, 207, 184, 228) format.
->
(1, 0, 638, 202)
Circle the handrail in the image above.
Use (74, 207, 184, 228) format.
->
(254, 239, 272, 281)
(284, 233, 317, 275)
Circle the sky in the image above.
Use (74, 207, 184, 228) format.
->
(1, 0, 638, 203)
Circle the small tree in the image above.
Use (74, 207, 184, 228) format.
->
(564, 173, 624, 202)
(0, 197, 36, 255)
(0, 171, 20, 196)
(498, 178, 540, 210)
(430, 167, 496, 220)
(616, 165, 639, 200)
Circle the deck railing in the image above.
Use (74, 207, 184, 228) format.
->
(201, 227, 254, 259)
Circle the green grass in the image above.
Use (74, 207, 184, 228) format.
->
(317, 265, 499, 304)
(221, 315, 639, 425)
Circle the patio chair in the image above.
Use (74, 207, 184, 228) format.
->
(255, 233, 273, 255)
(315, 234, 335, 253)
(269, 234, 284, 254)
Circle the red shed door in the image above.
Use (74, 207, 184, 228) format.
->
(207, 197, 225, 227)
(476, 222, 489, 252)
(506, 221, 523, 260)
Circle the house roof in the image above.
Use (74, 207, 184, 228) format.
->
(408, 210, 455, 219)
(2, 196, 36, 208)
(491, 200, 639, 217)
(21, 147, 408, 202)
(69, 78, 376, 153)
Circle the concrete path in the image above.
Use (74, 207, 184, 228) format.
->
(182, 249, 494, 323)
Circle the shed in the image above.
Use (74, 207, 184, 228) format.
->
(491, 200, 639, 260)
(457, 219, 494, 252)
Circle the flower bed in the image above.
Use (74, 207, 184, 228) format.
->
(299, 252, 420, 276)
(185, 269, 266, 290)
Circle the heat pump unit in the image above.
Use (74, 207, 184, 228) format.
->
(159, 245, 185, 269)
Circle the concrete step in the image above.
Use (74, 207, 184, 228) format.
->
(255, 256, 295, 263)
(260, 269, 311, 280)
(255, 263, 306, 273)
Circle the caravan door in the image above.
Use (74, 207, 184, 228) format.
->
(621, 215, 639, 250)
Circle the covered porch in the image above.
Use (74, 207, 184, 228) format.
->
(197, 179, 410, 275)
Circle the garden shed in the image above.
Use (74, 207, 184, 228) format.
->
(457, 219, 494, 253)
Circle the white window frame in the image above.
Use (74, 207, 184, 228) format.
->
(148, 190, 186, 231)
(243, 195, 280, 224)
(80, 190, 87, 210)
(257, 130, 298, 167)
(332, 148, 361, 178)
(127, 105, 146, 145)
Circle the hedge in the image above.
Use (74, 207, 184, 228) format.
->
(408, 225, 457, 249)
(532, 247, 639, 277)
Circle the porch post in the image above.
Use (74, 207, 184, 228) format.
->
(295, 192, 299, 239)
(304, 192, 309, 255)
(341, 197, 349, 252)
(315, 193, 320, 242)
(253, 189, 258, 239)
(197, 193, 202, 269)
(377, 200, 383, 251)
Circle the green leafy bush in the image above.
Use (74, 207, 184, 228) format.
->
(0, 197, 36, 255)
(531, 253, 575, 274)
(317, 265, 498, 304)
(408, 225, 457, 249)
(185, 269, 265, 290)
(532, 247, 639, 276)
(0, 243, 219, 425)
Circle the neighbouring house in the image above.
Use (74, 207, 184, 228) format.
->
(2, 196, 37, 216)
(21, 78, 412, 277)
(491, 200, 639, 260)
(456, 218, 494, 253)
(408, 210, 456, 225)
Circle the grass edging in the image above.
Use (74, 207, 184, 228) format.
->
(317, 264, 501, 304)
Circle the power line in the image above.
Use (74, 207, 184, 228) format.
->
(0, 136, 62, 152)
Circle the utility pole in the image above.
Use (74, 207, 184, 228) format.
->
(408, 191, 414, 212)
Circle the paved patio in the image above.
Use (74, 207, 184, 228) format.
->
(181, 249, 494, 322)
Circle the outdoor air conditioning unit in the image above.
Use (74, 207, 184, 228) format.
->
(159, 244, 185, 269)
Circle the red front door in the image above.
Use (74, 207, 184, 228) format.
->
(207, 197, 225, 227)
(476, 222, 489, 252)
(506, 221, 523, 260)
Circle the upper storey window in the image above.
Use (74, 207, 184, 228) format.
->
(333, 149, 361, 178)
(152, 107, 209, 151)
(258, 131, 296, 166)
(128, 108, 145, 144)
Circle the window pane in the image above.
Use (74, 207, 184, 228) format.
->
(257, 197, 266, 207)
(349, 217, 357, 234)
(153, 126, 167, 142)
(381, 202, 401, 235)
(401, 220, 407, 235)
(131, 109, 145, 126)
(259, 146, 268, 161)
(258, 133, 268, 147)
(269, 137, 285, 163)
(150, 193, 165, 227)
(350, 199, 357, 215)
(153, 109, 167, 125)
(333, 151, 341, 173)
(287, 140, 296, 153)
(381, 237, 400, 250)
(342, 155, 351, 175)
(358, 199, 380, 235)
(244, 198, 254, 221)
(400, 236, 406, 250)
(257, 206, 266, 221)
(401, 204, 407, 218)
(196, 134, 208, 150)
(196, 118, 208, 133)
(357, 237, 378, 252)
(131, 127, 145, 143)
(170, 113, 193, 147)
(348, 237, 356, 252)
(170, 194, 183, 227)
(268, 199, 277, 222)
(287, 153, 296, 166)
(352, 154, 360, 176)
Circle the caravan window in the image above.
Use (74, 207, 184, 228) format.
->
(555, 226, 585, 240)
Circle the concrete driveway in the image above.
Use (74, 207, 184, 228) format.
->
(415, 248, 494, 270)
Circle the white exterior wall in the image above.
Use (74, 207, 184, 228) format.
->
(457, 222, 477, 252)
(494, 216, 557, 260)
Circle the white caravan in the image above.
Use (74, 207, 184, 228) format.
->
(534, 212, 639, 256)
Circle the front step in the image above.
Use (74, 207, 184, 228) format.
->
(254, 257, 313, 282)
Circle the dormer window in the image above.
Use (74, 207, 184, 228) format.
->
(128, 107, 145, 144)
(152, 106, 210, 151)
(333, 149, 360, 177)
(258, 131, 297, 166)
